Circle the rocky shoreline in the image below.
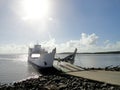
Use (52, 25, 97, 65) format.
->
(0, 66, 120, 90)
(0, 73, 120, 90)
(83, 65, 120, 71)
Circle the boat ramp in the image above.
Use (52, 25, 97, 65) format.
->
(53, 60, 120, 86)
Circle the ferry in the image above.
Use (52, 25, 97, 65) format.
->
(28, 44, 56, 69)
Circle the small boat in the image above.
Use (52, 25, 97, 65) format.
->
(28, 44, 56, 69)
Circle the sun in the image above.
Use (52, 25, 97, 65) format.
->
(21, 0, 50, 20)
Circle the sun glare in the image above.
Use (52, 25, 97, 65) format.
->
(22, 0, 50, 20)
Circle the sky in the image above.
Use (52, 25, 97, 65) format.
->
(0, 0, 120, 53)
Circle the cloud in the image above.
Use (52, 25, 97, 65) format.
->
(80, 33, 98, 46)
(0, 44, 28, 54)
(42, 33, 99, 52)
(0, 33, 120, 53)
(41, 33, 120, 53)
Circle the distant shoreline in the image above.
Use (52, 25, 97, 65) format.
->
(0, 51, 120, 55)
(60, 51, 120, 54)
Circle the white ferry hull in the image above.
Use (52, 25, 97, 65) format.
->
(28, 51, 55, 69)
(28, 44, 56, 69)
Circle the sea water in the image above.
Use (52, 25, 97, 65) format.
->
(56, 53, 120, 67)
(0, 54, 40, 84)
(0, 53, 120, 84)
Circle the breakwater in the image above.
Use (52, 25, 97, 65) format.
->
(0, 72, 120, 90)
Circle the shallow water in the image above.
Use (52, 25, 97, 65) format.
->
(0, 53, 120, 84)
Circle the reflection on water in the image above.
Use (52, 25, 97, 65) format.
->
(0, 53, 120, 84)
(0, 54, 40, 84)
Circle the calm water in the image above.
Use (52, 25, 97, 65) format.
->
(0, 53, 120, 84)
(56, 54, 120, 68)
(0, 54, 40, 84)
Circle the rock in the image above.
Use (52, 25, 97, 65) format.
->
(44, 84, 58, 90)
(101, 83, 107, 88)
(0, 74, 120, 90)
(58, 84, 67, 90)
(109, 86, 114, 90)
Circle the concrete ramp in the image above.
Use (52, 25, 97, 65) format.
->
(53, 60, 84, 72)
(67, 70, 120, 86)
(53, 61, 120, 86)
